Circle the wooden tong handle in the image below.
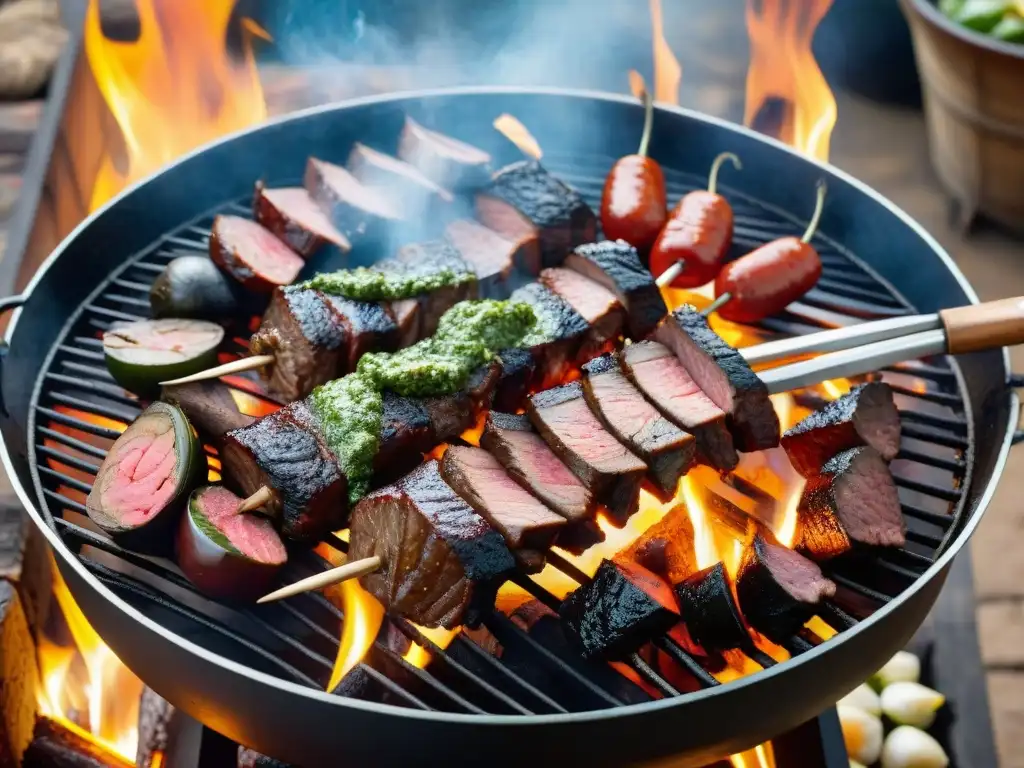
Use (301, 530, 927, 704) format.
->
(940, 296, 1024, 354)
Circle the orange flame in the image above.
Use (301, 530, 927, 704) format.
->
(84, 0, 268, 210)
(493, 114, 543, 160)
(327, 578, 385, 692)
(649, 0, 682, 105)
(402, 626, 461, 668)
(743, 0, 837, 162)
(731, 743, 777, 768)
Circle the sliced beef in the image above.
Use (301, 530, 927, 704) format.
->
(797, 446, 906, 561)
(654, 306, 780, 452)
(565, 240, 667, 339)
(510, 282, 588, 386)
(392, 239, 479, 336)
(373, 393, 436, 484)
(491, 347, 536, 412)
(582, 354, 696, 496)
(347, 142, 454, 219)
(209, 215, 304, 294)
(304, 157, 402, 239)
(615, 502, 698, 584)
(674, 562, 748, 651)
(221, 400, 348, 542)
(321, 295, 399, 372)
(476, 160, 596, 271)
(560, 559, 680, 659)
(387, 297, 421, 348)
(540, 267, 625, 359)
(527, 382, 647, 525)
(161, 380, 255, 440)
(782, 382, 901, 478)
(444, 218, 519, 297)
(620, 341, 737, 471)
(252, 182, 351, 257)
(440, 445, 566, 570)
(735, 534, 836, 643)
(347, 460, 515, 629)
(249, 286, 348, 402)
(397, 116, 492, 190)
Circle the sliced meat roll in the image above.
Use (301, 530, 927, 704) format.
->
(445, 218, 520, 297)
(304, 157, 402, 239)
(397, 116, 492, 190)
(253, 182, 350, 258)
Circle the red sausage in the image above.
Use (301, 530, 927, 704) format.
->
(714, 238, 822, 323)
(649, 152, 741, 289)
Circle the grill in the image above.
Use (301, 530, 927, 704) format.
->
(0, 88, 1016, 767)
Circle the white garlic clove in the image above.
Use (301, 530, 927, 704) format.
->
(839, 683, 883, 716)
(869, 650, 921, 691)
(838, 704, 883, 765)
(880, 725, 949, 768)
(880, 681, 946, 729)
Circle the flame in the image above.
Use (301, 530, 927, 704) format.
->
(493, 114, 543, 160)
(681, 477, 718, 570)
(743, 0, 837, 161)
(402, 626, 461, 669)
(84, 0, 268, 210)
(327, 578, 385, 692)
(649, 0, 682, 105)
(730, 743, 777, 768)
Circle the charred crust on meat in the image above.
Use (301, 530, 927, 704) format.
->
(675, 562, 748, 651)
(529, 380, 585, 410)
(492, 347, 536, 412)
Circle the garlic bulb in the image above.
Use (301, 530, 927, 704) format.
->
(870, 650, 921, 691)
(839, 683, 882, 716)
(880, 682, 945, 728)
(838, 704, 883, 765)
(880, 725, 949, 768)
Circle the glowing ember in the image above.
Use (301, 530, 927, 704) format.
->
(743, 0, 838, 162)
(493, 114, 543, 160)
(84, 0, 269, 210)
(648, 0, 682, 105)
(730, 742, 777, 768)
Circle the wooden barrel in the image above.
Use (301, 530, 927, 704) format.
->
(900, 0, 1024, 232)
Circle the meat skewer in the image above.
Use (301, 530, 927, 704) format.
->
(397, 116, 492, 191)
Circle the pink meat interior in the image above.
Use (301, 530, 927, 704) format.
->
(220, 216, 304, 284)
(199, 486, 287, 564)
(264, 187, 348, 248)
(105, 427, 178, 527)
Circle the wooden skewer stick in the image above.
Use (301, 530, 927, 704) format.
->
(257, 556, 383, 604)
(159, 354, 276, 387)
(237, 485, 275, 514)
(655, 261, 685, 288)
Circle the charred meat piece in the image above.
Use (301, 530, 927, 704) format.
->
(387, 298, 421, 349)
(209, 215, 304, 294)
(736, 534, 836, 643)
(221, 400, 348, 542)
(397, 116, 492, 190)
(253, 182, 351, 258)
(249, 287, 348, 403)
(510, 282, 588, 385)
(445, 218, 519, 297)
(347, 142, 454, 219)
(565, 240, 667, 339)
(476, 160, 596, 271)
(491, 347, 536, 413)
(304, 157, 402, 239)
(675, 562, 748, 651)
(391, 239, 479, 336)
(560, 559, 680, 659)
(373, 393, 436, 484)
(615, 502, 698, 585)
(527, 382, 647, 525)
(540, 267, 625, 359)
(321, 295, 399, 372)
(782, 382, 901, 478)
(797, 446, 906, 561)
(620, 341, 737, 472)
(654, 306, 780, 452)
(348, 460, 515, 629)
(161, 380, 255, 440)
(440, 446, 566, 571)
(582, 354, 696, 496)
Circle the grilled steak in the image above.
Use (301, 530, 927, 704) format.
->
(736, 534, 836, 643)
(782, 382, 901, 478)
(252, 182, 350, 258)
(476, 160, 596, 270)
(249, 287, 348, 402)
(321, 295, 399, 372)
(527, 382, 647, 525)
(392, 239, 479, 336)
(440, 445, 566, 569)
(397, 116, 492, 190)
(510, 282, 588, 385)
(492, 347, 536, 412)
(615, 502, 698, 584)
(347, 141, 454, 220)
(654, 306, 780, 452)
(674, 562, 748, 651)
(209, 215, 304, 294)
(560, 559, 680, 659)
(304, 157, 402, 239)
(582, 354, 696, 496)
(373, 393, 436, 484)
(387, 298, 421, 348)
(348, 460, 515, 629)
(540, 267, 625, 359)
(797, 446, 906, 561)
(161, 380, 255, 439)
(221, 400, 348, 542)
(565, 240, 668, 339)
(445, 218, 519, 296)
(620, 341, 737, 471)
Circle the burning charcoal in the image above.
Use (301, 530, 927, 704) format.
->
(209, 215, 304, 294)
(510, 282, 589, 384)
(347, 460, 515, 629)
(540, 267, 625, 358)
(253, 182, 351, 258)
(445, 218, 521, 297)
(238, 746, 294, 768)
(797, 446, 906, 561)
(304, 157, 402, 239)
(560, 559, 680, 660)
(782, 382, 901, 478)
(463, 623, 504, 657)
(615, 502, 698, 584)
(136, 687, 178, 768)
(654, 305, 780, 452)
(528, 382, 647, 525)
(390, 239, 478, 336)
(0, 582, 36, 765)
(736, 534, 836, 643)
(162, 380, 255, 440)
(565, 240, 668, 339)
(25, 717, 133, 768)
(398, 116, 492, 191)
(620, 340, 738, 471)
(347, 141, 454, 221)
(675, 562, 748, 651)
(476, 160, 597, 271)
(582, 353, 696, 496)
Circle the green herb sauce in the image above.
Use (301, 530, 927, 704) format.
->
(309, 300, 536, 504)
(304, 265, 474, 302)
